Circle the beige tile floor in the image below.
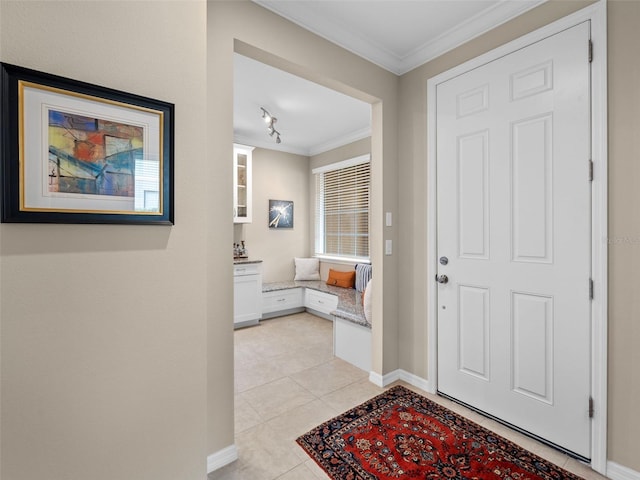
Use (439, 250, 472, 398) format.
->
(209, 312, 608, 480)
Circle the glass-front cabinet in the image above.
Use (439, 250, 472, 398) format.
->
(233, 144, 254, 223)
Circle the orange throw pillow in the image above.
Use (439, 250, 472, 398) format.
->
(326, 269, 356, 289)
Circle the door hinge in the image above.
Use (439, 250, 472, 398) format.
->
(589, 396, 594, 418)
(588, 40, 593, 63)
(589, 160, 594, 181)
(589, 278, 594, 300)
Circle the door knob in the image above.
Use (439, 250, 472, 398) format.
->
(435, 274, 449, 284)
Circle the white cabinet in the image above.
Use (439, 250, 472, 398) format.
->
(233, 144, 254, 224)
(262, 288, 304, 319)
(233, 263, 262, 328)
(304, 289, 338, 318)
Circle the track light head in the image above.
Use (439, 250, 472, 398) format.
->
(260, 107, 271, 124)
(260, 107, 282, 145)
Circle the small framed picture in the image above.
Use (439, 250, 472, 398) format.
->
(0, 63, 174, 224)
(268, 200, 293, 229)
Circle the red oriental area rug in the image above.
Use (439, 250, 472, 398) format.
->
(296, 385, 583, 480)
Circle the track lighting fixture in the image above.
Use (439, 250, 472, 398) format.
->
(260, 107, 282, 145)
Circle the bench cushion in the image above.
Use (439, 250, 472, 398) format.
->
(355, 264, 372, 292)
(326, 268, 355, 288)
(363, 277, 373, 323)
(294, 257, 321, 281)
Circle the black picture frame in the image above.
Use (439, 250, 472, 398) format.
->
(268, 199, 294, 229)
(0, 63, 174, 225)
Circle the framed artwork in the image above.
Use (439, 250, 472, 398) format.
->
(0, 63, 174, 224)
(268, 199, 294, 229)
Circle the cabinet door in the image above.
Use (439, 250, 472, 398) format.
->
(233, 144, 254, 224)
(262, 288, 304, 314)
(304, 289, 338, 315)
(234, 274, 262, 325)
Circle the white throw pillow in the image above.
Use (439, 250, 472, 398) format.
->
(363, 277, 373, 323)
(294, 257, 321, 281)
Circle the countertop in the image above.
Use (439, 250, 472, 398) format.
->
(233, 258, 263, 265)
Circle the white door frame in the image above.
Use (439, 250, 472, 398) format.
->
(426, 1, 608, 474)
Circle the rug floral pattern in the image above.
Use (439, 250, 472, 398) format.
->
(296, 385, 583, 480)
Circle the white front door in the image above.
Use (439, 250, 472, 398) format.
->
(436, 22, 591, 459)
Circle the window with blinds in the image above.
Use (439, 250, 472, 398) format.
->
(313, 155, 370, 261)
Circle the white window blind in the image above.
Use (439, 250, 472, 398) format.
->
(314, 156, 370, 261)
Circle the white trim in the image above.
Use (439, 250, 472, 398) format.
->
(607, 462, 640, 480)
(232, 142, 255, 151)
(426, 1, 607, 473)
(315, 254, 370, 265)
(311, 154, 371, 174)
(233, 133, 309, 156)
(254, 0, 546, 75)
(369, 369, 400, 387)
(308, 127, 371, 157)
(235, 127, 371, 157)
(397, 369, 434, 394)
(369, 369, 434, 393)
(207, 444, 238, 473)
(586, 2, 608, 473)
(401, 0, 546, 75)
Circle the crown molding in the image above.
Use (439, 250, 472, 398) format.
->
(254, 0, 547, 75)
(308, 127, 371, 157)
(254, 0, 399, 73)
(401, 0, 547, 74)
(233, 134, 309, 156)
(235, 126, 371, 157)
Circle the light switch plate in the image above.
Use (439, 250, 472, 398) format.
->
(386, 212, 392, 227)
(385, 239, 392, 255)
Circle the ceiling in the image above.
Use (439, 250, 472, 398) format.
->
(234, 54, 371, 157)
(235, 0, 546, 156)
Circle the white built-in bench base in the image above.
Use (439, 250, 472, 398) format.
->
(333, 317, 372, 371)
(262, 281, 371, 371)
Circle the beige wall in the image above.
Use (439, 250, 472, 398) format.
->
(235, 148, 310, 283)
(207, 1, 235, 458)
(0, 2, 208, 480)
(607, 0, 640, 471)
(398, 0, 639, 472)
(310, 136, 371, 170)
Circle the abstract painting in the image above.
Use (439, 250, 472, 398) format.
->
(48, 110, 142, 198)
(0, 62, 174, 224)
(269, 200, 294, 229)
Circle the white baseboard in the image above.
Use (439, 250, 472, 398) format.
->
(369, 369, 434, 393)
(607, 461, 640, 480)
(207, 444, 238, 474)
(369, 370, 400, 387)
